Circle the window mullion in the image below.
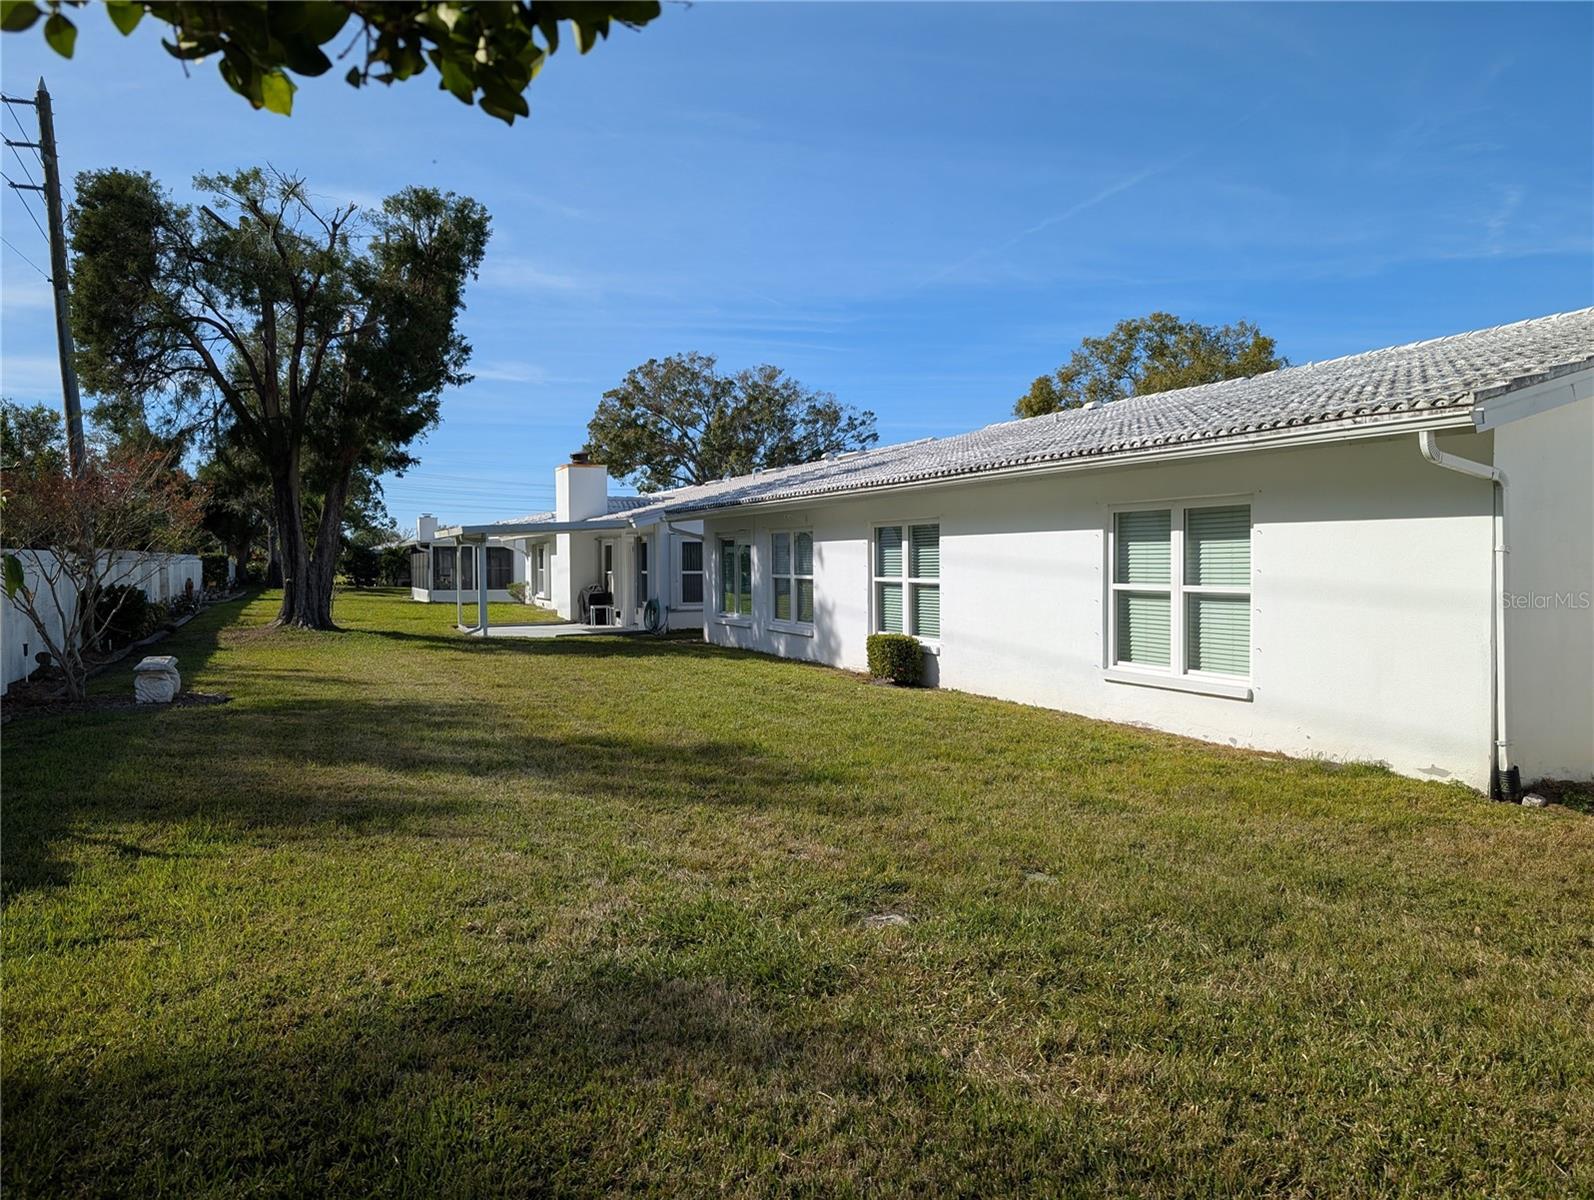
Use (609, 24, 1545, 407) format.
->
(1171, 507, 1187, 676)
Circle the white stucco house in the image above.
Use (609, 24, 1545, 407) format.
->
(429, 458, 709, 633)
(440, 310, 1593, 797)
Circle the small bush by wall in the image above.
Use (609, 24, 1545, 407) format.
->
(201, 553, 230, 589)
(92, 584, 151, 650)
(507, 582, 529, 603)
(866, 633, 923, 686)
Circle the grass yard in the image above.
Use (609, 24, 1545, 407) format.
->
(3, 589, 1591, 1197)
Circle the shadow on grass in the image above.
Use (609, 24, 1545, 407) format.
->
(1, 959, 1041, 1198)
(1, 686, 861, 898)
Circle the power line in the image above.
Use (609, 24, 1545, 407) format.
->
(1, 99, 42, 169)
(1, 233, 50, 281)
(2, 171, 51, 245)
(5, 137, 42, 190)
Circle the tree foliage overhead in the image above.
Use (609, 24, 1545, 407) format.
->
(586, 353, 879, 493)
(1, 0, 661, 122)
(1015, 312, 1288, 418)
(69, 165, 489, 628)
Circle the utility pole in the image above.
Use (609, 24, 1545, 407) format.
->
(3, 78, 84, 474)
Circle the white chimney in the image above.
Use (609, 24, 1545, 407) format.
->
(556, 452, 608, 522)
(416, 514, 438, 542)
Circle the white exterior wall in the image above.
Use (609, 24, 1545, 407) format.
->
(703, 433, 1503, 789)
(1495, 391, 1594, 783)
(523, 524, 705, 630)
(2, 550, 203, 689)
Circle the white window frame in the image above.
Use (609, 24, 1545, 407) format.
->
(532, 543, 550, 599)
(768, 528, 815, 635)
(1105, 497, 1254, 701)
(715, 533, 753, 625)
(872, 521, 941, 647)
(677, 538, 704, 609)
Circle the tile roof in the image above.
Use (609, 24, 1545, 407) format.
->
(492, 494, 659, 527)
(643, 308, 1593, 517)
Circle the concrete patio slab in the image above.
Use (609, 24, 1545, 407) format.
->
(461, 623, 643, 639)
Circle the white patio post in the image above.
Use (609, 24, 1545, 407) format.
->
(454, 541, 462, 629)
(477, 540, 489, 636)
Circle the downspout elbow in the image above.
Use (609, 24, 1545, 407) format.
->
(1417, 429, 1508, 490)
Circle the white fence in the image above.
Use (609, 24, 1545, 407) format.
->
(1, 549, 203, 689)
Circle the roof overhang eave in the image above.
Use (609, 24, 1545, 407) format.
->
(434, 518, 631, 540)
(664, 406, 1481, 520)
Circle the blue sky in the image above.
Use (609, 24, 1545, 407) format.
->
(3, 2, 1590, 527)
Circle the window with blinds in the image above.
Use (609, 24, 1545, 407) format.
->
(1111, 503, 1251, 679)
(875, 523, 940, 639)
(679, 540, 704, 606)
(770, 530, 815, 626)
(718, 537, 752, 616)
(532, 544, 549, 598)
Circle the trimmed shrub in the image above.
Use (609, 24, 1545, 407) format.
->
(866, 633, 923, 686)
(378, 545, 412, 586)
(201, 553, 230, 589)
(507, 581, 529, 603)
(340, 542, 381, 588)
(92, 584, 151, 650)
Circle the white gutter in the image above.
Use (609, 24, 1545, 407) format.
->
(1417, 430, 1515, 800)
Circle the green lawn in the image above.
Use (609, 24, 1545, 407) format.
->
(3, 589, 1590, 1198)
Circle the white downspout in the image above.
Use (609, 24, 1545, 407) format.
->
(1417, 431, 1513, 799)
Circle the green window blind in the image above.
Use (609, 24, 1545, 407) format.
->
(774, 577, 792, 621)
(878, 582, 903, 632)
(1116, 591, 1171, 667)
(737, 544, 753, 615)
(912, 584, 940, 638)
(772, 531, 791, 575)
(876, 526, 903, 576)
(1187, 594, 1250, 675)
(1115, 509, 1171, 584)
(796, 578, 814, 624)
(794, 531, 813, 576)
(720, 539, 736, 612)
(909, 524, 940, 578)
(1185, 505, 1251, 586)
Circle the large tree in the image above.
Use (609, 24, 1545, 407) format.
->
(2, 1, 660, 123)
(1015, 312, 1287, 418)
(586, 353, 878, 492)
(69, 166, 489, 628)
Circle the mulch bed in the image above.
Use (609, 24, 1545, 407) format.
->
(1, 688, 231, 725)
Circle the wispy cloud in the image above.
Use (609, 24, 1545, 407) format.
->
(469, 361, 550, 384)
(927, 149, 1200, 285)
(1, 278, 52, 314)
(0, 354, 65, 400)
(1484, 185, 1525, 251)
(475, 257, 605, 295)
(467, 360, 594, 387)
